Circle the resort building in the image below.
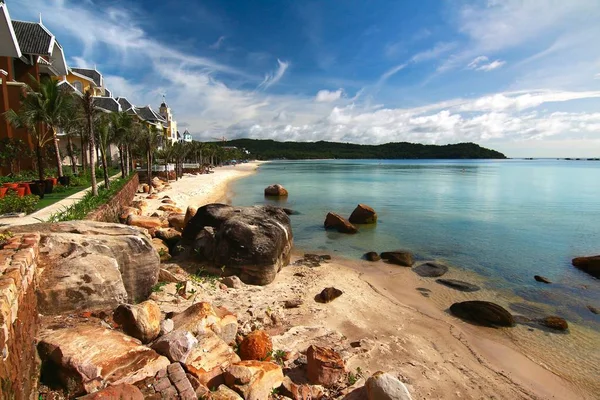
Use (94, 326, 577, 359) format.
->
(159, 100, 178, 144)
(181, 129, 193, 143)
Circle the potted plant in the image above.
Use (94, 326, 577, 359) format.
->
(2, 182, 18, 189)
(43, 178, 54, 194)
(58, 175, 70, 186)
(28, 181, 45, 199)
(0, 187, 7, 199)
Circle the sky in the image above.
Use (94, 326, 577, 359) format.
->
(8, 0, 600, 157)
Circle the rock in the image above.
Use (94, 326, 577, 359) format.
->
(365, 371, 412, 400)
(436, 279, 480, 292)
(152, 238, 171, 262)
(181, 206, 197, 226)
(210, 385, 243, 400)
(127, 215, 165, 230)
(119, 206, 141, 223)
(151, 330, 198, 363)
(159, 205, 183, 213)
(160, 318, 174, 335)
(239, 330, 273, 361)
(9, 221, 161, 311)
(77, 383, 144, 400)
(139, 184, 150, 193)
(113, 300, 162, 343)
(316, 287, 343, 303)
(183, 204, 293, 285)
(380, 251, 413, 267)
(37, 325, 170, 395)
(147, 194, 158, 200)
(264, 184, 288, 197)
(168, 213, 186, 231)
(159, 268, 184, 283)
(306, 345, 345, 387)
(171, 302, 238, 345)
(187, 373, 210, 398)
(413, 262, 448, 277)
(348, 204, 378, 224)
(132, 200, 148, 212)
(184, 330, 241, 388)
(155, 228, 182, 249)
(221, 275, 243, 289)
(364, 252, 381, 262)
(284, 298, 303, 309)
(281, 376, 324, 400)
(539, 316, 569, 331)
(224, 361, 284, 400)
(450, 301, 514, 327)
(588, 305, 599, 315)
(572, 255, 600, 278)
(162, 199, 176, 205)
(534, 275, 551, 284)
(166, 362, 197, 400)
(193, 227, 217, 261)
(324, 212, 358, 234)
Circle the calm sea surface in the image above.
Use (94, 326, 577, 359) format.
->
(228, 159, 600, 328)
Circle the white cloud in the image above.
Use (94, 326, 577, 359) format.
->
(257, 59, 290, 90)
(315, 89, 343, 102)
(467, 56, 506, 71)
(410, 42, 457, 63)
(209, 36, 227, 49)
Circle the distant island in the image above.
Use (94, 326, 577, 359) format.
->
(222, 139, 507, 160)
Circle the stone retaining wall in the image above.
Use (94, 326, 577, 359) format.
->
(86, 173, 139, 223)
(0, 233, 41, 400)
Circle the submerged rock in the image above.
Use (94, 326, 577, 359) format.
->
(413, 262, 448, 277)
(364, 251, 381, 262)
(366, 371, 412, 400)
(572, 255, 600, 278)
(450, 301, 514, 327)
(539, 316, 569, 331)
(183, 204, 293, 285)
(436, 278, 480, 292)
(264, 184, 289, 197)
(588, 305, 599, 315)
(380, 251, 413, 267)
(324, 212, 358, 234)
(348, 204, 378, 224)
(534, 275, 552, 284)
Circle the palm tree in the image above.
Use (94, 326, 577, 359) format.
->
(110, 111, 133, 178)
(60, 97, 84, 175)
(95, 113, 111, 189)
(79, 90, 98, 196)
(155, 140, 174, 181)
(172, 141, 190, 180)
(137, 125, 160, 187)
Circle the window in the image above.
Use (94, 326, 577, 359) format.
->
(73, 80, 83, 92)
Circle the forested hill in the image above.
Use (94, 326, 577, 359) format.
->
(224, 139, 507, 160)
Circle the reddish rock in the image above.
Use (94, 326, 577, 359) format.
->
(316, 287, 343, 303)
(239, 330, 273, 361)
(264, 184, 288, 197)
(159, 205, 183, 213)
(184, 330, 241, 388)
(348, 204, 377, 224)
(306, 345, 346, 387)
(119, 207, 141, 223)
(151, 238, 171, 262)
(281, 376, 324, 400)
(113, 300, 162, 343)
(168, 213, 186, 231)
(127, 215, 164, 230)
(172, 302, 238, 345)
(224, 361, 284, 400)
(324, 212, 358, 234)
(572, 255, 600, 278)
(540, 316, 569, 331)
(183, 206, 198, 228)
(77, 383, 143, 399)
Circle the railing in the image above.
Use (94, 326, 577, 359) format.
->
(182, 163, 200, 169)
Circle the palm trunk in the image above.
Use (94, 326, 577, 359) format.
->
(100, 146, 110, 189)
(128, 146, 133, 175)
(51, 128, 63, 178)
(80, 131, 87, 174)
(87, 116, 98, 196)
(36, 145, 44, 182)
(119, 144, 125, 178)
(146, 151, 152, 187)
(67, 135, 77, 175)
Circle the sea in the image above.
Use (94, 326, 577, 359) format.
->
(227, 159, 600, 331)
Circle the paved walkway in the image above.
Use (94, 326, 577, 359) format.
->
(0, 173, 122, 228)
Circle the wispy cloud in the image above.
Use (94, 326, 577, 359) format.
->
(467, 56, 506, 72)
(257, 59, 290, 90)
(209, 36, 227, 50)
(315, 89, 343, 102)
(411, 42, 457, 63)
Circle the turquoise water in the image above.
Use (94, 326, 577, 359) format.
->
(228, 159, 600, 328)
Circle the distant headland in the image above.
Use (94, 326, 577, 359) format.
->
(220, 139, 507, 160)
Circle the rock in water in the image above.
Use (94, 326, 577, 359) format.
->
(380, 251, 413, 267)
(225, 361, 284, 400)
(436, 278, 480, 292)
(413, 262, 448, 277)
(534, 275, 551, 284)
(239, 330, 273, 361)
(348, 204, 378, 224)
(364, 251, 381, 262)
(450, 301, 514, 327)
(539, 316, 569, 331)
(306, 346, 345, 387)
(316, 287, 343, 303)
(113, 300, 162, 343)
(264, 184, 289, 197)
(366, 371, 412, 400)
(8, 221, 160, 311)
(588, 305, 599, 315)
(182, 204, 293, 285)
(572, 255, 600, 278)
(324, 212, 358, 234)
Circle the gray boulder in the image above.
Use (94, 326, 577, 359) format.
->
(413, 262, 448, 277)
(450, 301, 514, 327)
(182, 204, 293, 285)
(436, 278, 480, 292)
(366, 371, 412, 400)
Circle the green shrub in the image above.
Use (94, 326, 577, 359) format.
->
(68, 175, 88, 187)
(0, 192, 40, 215)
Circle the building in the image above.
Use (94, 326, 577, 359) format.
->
(181, 129, 192, 143)
(159, 100, 178, 144)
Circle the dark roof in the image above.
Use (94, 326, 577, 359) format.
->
(116, 97, 134, 111)
(12, 20, 52, 55)
(71, 68, 102, 87)
(135, 106, 166, 123)
(104, 88, 112, 97)
(57, 80, 78, 95)
(93, 96, 121, 113)
(177, 130, 181, 139)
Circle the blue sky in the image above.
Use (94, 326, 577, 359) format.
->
(9, 0, 600, 157)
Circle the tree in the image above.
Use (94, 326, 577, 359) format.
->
(110, 111, 133, 178)
(0, 138, 27, 175)
(95, 113, 111, 189)
(172, 141, 190, 180)
(60, 96, 84, 175)
(155, 140, 174, 181)
(80, 90, 98, 196)
(137, 125, 160, 187)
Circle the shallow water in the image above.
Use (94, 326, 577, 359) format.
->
(228, 159, 600, 330)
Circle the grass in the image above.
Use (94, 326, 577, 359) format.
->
(35, 185, 86, 210)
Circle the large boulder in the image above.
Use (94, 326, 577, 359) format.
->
(77, 384, 144, 400)
(450, 301, 514, 327)
(113, 300, 162, 343)
(380, 251, 413, 267)
(306, 346, 345, 387)
(572, 255, 600, 278)
(210, 385, 243, 400)
(8, 221, 160, 309)
(37, 325, 170, 395)
(127, 215, 166, 230)
(183, 204, 293, 285)
(264, 184, 288, 197)
(348, 204, 377, 224)
(224, 361, 284, 400)
(183, 206, 198, 227)
(324, 212, 358, 234)
(366, 371, 412, 400)
(168, 213, 186, 231)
